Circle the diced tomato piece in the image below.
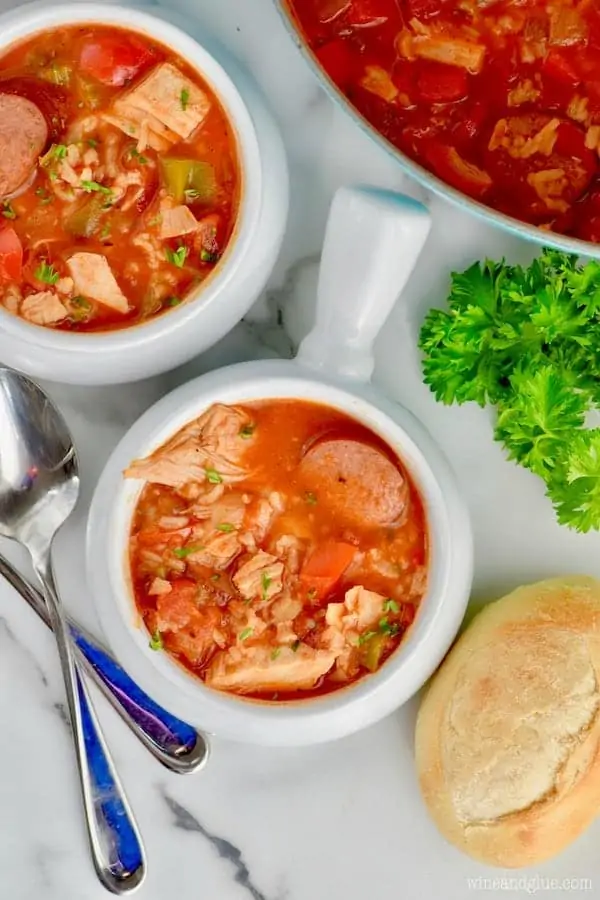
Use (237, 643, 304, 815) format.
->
(156, 579, 199, 628)
(0, 226, 23, 283)
(543, 49, 580, 87)
(425, 144, 492, 199)
(300, 541, 356, 600)
(136, 528, 190, 548)
(80, 35, 155, 87)
(406, 0, 443, 20)
(416, 61, 468, 103)
(391, 59, 415, 96)
(578, 213, 600, 242)
(348, 0, 399, 26)
(552, 121, 596, 162)
(452, 101, 487, 147)
(195, 213, 224, 259)
(316, 40, 355, 87)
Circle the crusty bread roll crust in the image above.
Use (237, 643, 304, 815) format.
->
(415, 576, 600, 867)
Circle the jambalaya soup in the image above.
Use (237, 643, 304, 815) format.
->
(288, 0, 600, 242)
(127, 400, 428, 700)
(0, 25, 240, 331)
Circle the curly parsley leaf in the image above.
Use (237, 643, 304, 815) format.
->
(419, 248, 600, 532)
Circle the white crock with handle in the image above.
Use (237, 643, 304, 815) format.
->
(87, 186, 473, 746)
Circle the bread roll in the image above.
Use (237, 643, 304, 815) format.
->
(415, 576, 600, 867)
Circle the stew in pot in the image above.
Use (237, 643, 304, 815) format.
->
(288, 0, 600, 242)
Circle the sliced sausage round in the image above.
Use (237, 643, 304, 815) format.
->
(299, 438, 409, 528)
(0, 94, 48, 199)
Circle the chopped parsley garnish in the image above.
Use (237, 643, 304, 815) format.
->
(149, 630, 163, 651)
(378, 617, 400, 637)
(291, 640, 301, 652)
(100, 223, 111, 240)
(306, 588, 317, 601)
(419, 248, 600, 533)
(205, 467, 223, 484)
(35, 187, 53, 205)
(1, 202, 16, 219)
(210, 573, 221, 582)
(81, 180, 112, 195)
(129, 146, 148, 164)
(239, 627, 253, 642)
(271, 647, 282, 661)
(261, 572, 272, 601)
(216, 522, 236, 533)
(35, 261, 59, 285)
(358, 618, 400, 646)
(166, 297, 181, 307)
(239, 424, 255, 439)
(184, 188, 200, 202)
(180, 87, 190, 110)
(383, 598, 400, 614)
(165, 245, 188, 268)
(357, 631, 377, 646)
(200, 248, 219, 264)
(87, 138, 98, 148)
(173, 545, 203, 559)
(304, 491, 318, 506)
(71, 296, 91, 310)
(53, 144, 67, 159)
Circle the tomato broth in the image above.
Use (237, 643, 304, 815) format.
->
(0, 25, 240, 331)
(127, 400, 428, 701)
(289, 0, 600, 242)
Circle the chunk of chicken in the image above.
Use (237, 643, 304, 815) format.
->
(245, 495, 282, 543)
(507, 79, 540, 107)
(269, 596, 302, 624)
(2, 283, 21, 314)
(198, 404, 253, 479)
(66, 253, 129, 313)
(527, 168, 570, 213)
(272, 534, 304, 575)
(397, 29, 485, 73)
(21, 291, 67, 326)
(106, 63, 211, 152)
(360, 65, 398, 102)
(155, 584, 220, 666)
(186, 532, 241, 570)
(148, 577, 172, 596)
(206, 644, 336, 694)
(568, 96, 590, 125)
(160, 204, 199, 240)
(125, 403, 251, 488)
(233, 551, 284, 602)
(488, 117, 560, 158)
(585, 125, 600, 154)
(323, 586, 387, 651)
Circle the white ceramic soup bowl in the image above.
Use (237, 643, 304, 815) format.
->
(87, 186, 473, 746)
(0, 1, 288, 385)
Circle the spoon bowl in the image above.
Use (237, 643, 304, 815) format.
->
(0, 366, 145, 894)
(0, 368, 78, 549)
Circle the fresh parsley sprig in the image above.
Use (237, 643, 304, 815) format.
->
(419, 249, 600, 533)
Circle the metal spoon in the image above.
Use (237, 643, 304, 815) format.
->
(0, 552, 210, 774)
(0, 366, 145, 894)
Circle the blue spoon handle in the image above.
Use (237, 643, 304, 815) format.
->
(34, 558, 145, 894)
(71, 621, 208, 773)
(0, 554, 209, 774)
(76, 668, 146, 890)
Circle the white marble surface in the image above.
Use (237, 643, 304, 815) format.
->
(0, 1, 599, 898)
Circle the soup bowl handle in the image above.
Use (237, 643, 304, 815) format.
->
(296, 185, 431, 384)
